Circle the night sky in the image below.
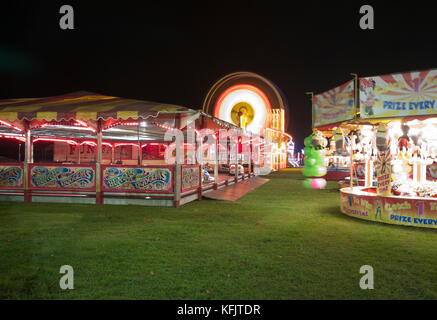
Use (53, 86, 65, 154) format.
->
(2, 1, 437, 150)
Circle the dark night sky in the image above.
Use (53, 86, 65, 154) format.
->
(1, 0, 437, 150)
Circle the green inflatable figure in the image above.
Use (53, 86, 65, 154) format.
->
(302, 133, 327, 189)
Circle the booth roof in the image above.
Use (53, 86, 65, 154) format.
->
(0, 91, 197, 122)
(314, 114, 437, 131)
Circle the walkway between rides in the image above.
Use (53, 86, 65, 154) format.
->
(203, 176, 269, 201)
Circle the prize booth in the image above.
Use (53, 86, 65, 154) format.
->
(0, 92, 261, 207)
(313, 69, 437, 229)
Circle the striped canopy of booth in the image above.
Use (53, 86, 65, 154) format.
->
(0, 91, 196, 122)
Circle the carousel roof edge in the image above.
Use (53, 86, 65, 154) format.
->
(0, 91, 197, 122)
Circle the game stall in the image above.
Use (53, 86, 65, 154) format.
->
(0, 92, 259, 207)
(337, 69, 437, 229)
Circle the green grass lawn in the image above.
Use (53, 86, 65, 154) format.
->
(1, 169, 437, 299)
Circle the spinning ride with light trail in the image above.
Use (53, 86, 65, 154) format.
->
(202, 72, 292, 170)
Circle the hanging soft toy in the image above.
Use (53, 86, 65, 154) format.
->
(376, 123, 389, 152)
(348, 130, 361, 151)
(303, 133, 327, 189)
(333, 127, 348, 155)
(398, 124, 411, 152)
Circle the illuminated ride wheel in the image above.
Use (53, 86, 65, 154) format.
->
(202, 71, 287, 135)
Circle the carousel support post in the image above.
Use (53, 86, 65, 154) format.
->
(137, 124, 142, 166)
(174, 131, 182, 207)
(137, 144, 142, 166)
(247, 134, 252, 178)
(77, 141, 81, 164)
(197, 131, 203, 200)
(96, 119, 103, 204)
(23, 120, 32, 202)
(225, 132, 230, 186)
(234, 133, 239, 183)
(173, 114, 182, 207)
(227, 136, 230, 172)
(241, 135, 244, 180)
(214, 133, 219, 190)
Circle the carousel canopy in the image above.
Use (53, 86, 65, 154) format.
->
(0, 91, 196, 122)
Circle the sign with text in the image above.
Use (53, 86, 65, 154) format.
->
(102, 166, 173, 193)
(313, 80, 355, 127)
(375, 150, 392, 196)
(0, 164, 23, 189)
(359, 69, 437, 119)
(340, 189, 437, 229)
(29, 164, 96, 191)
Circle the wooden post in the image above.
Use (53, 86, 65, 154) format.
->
(96, 119, 103, 204)
(23, 121, 32, 202)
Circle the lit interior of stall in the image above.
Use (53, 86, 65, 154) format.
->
(0, 119, 25, 162)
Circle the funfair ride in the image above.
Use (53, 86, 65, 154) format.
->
(202, 72, 292, 171)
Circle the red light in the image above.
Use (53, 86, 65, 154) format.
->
(152, 122, 200, 136)
(152, 122, 176, 131)
(76, 120, 96, 132)
(33, 138, 78, 145)
(0, 135, 26, 142)
(30, 120, 96, 132)
(80, 141, 97, 147)
(114, 142, 140, 148)
(0, 120, 23, 132)
(104, 120, 139, 130)
(123, 122, 139, 126)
